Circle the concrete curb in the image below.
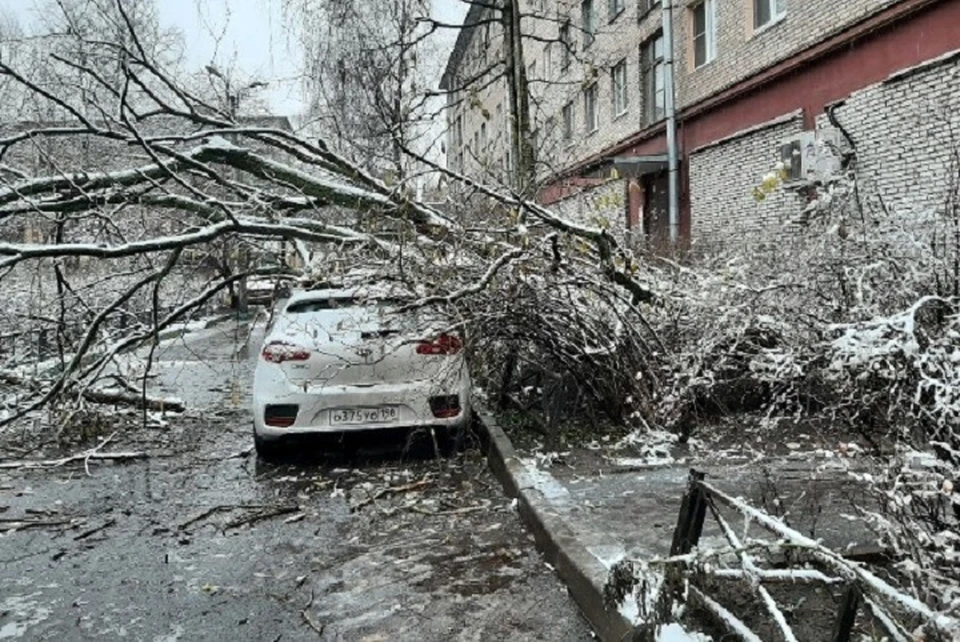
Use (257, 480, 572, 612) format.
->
(476, 409, 637, 642)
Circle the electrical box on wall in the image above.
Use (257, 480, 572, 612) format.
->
(779, 128, 843, 186)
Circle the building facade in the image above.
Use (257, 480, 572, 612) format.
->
(440, 0, 960, 247)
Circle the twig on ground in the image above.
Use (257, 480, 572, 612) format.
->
(223, 505, 300, 530)
(300, 589, 324, 637)
(0, 448, 148, 470)
(0, 518, 76, 533)
(350, 478, 432, 512)
(178, 503, 274, 530)
(74, 518, 116, 540)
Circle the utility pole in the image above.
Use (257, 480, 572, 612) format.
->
(662, 0, 681, 245)
(502, 0, 535, 196)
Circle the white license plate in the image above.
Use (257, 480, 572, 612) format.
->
(330, 406, 400, 426)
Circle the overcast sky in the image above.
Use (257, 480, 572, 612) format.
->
(7, 0, 469, 118)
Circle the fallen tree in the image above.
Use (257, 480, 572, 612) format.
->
(0, 0, 657, 435)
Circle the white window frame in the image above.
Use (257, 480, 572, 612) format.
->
(584, 83, 599, 134)
(641, 33, 665, 125)
(608, 0, 625, 21)
(581, 0, 596, 50)
(753, 0, 786, 30)
(560, 21, 573, 69)
(692, 0, 717, 68)
(562, 101, 575, 143)
(611, 59, 628, 116)
(638, 0, 660, 21)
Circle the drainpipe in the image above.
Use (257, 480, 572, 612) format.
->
(662, 0, 680, 244)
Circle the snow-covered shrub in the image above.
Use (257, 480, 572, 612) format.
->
(652, 150, 960, 442)
(827, 296, 960, 440)
(647, 146, 960, 627)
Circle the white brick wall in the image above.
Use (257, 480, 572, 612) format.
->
(551, 176, 630, 236)
(819, 54, 960, 221)
(689, 113, 804, 244)
(689, 55, 960, 247)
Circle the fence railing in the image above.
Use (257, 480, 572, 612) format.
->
(651, 470, 960, 642)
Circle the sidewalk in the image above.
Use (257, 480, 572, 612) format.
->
(478, 411, 881, 641)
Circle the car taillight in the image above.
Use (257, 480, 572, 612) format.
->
(416, 334, 463, 356)
(261, 341, 310, 363)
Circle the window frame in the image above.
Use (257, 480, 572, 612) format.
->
(640, 32, 665, 126)
(584, 82, 599, 133)
(562, 101, 575, 144)
(638, 0, 660, 21)
(611, 59, 628, 117)
(581, 0, 596, 50)
(560, 20, 573, 69)
(753, 0, 786, 30)
(691, 0, 717, 69)
(608, 0, 625, 22)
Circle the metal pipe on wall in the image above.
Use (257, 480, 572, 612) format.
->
(661, 0, 680, 244)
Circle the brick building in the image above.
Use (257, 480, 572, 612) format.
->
(440, 0, 960, 247)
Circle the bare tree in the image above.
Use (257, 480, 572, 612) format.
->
(0, 0, 655, 434)
(282, 0, 437, 183)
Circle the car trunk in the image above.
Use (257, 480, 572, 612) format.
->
(269, 302, 458, 387)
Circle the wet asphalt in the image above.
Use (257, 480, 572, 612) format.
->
(0, 319, 593, 641)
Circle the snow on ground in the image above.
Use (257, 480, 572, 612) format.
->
(657, 623, 711, 642)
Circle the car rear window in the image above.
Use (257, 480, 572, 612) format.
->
(285, 298, 355, 313)
(285, 297, 407, 314)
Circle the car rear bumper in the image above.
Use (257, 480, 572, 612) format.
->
(252, 376, 472, 439)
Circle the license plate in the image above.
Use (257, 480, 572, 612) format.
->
(330, 406, 399, 426)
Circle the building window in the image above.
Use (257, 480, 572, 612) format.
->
(584, 83, 598, 133)
(608, 0, 625, 21)
(692, 0, 717, 68)
(479, 23, 490, 65)
(581, 0, 595, 50)
(560, 21, 572, 69)
(453, 115, 463, 168)
(562, 101, 575, 143)
(638, 0, 660, 19)
(611, 59, 628, 116)
(641, 33, 664, 125)
(754, 0, 786, 29)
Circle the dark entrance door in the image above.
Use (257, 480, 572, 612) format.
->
(643, 170, 669, 247)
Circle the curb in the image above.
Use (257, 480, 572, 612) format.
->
(476, 409, 637, 642)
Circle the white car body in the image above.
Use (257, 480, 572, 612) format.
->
(252, 287, 471, 450)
